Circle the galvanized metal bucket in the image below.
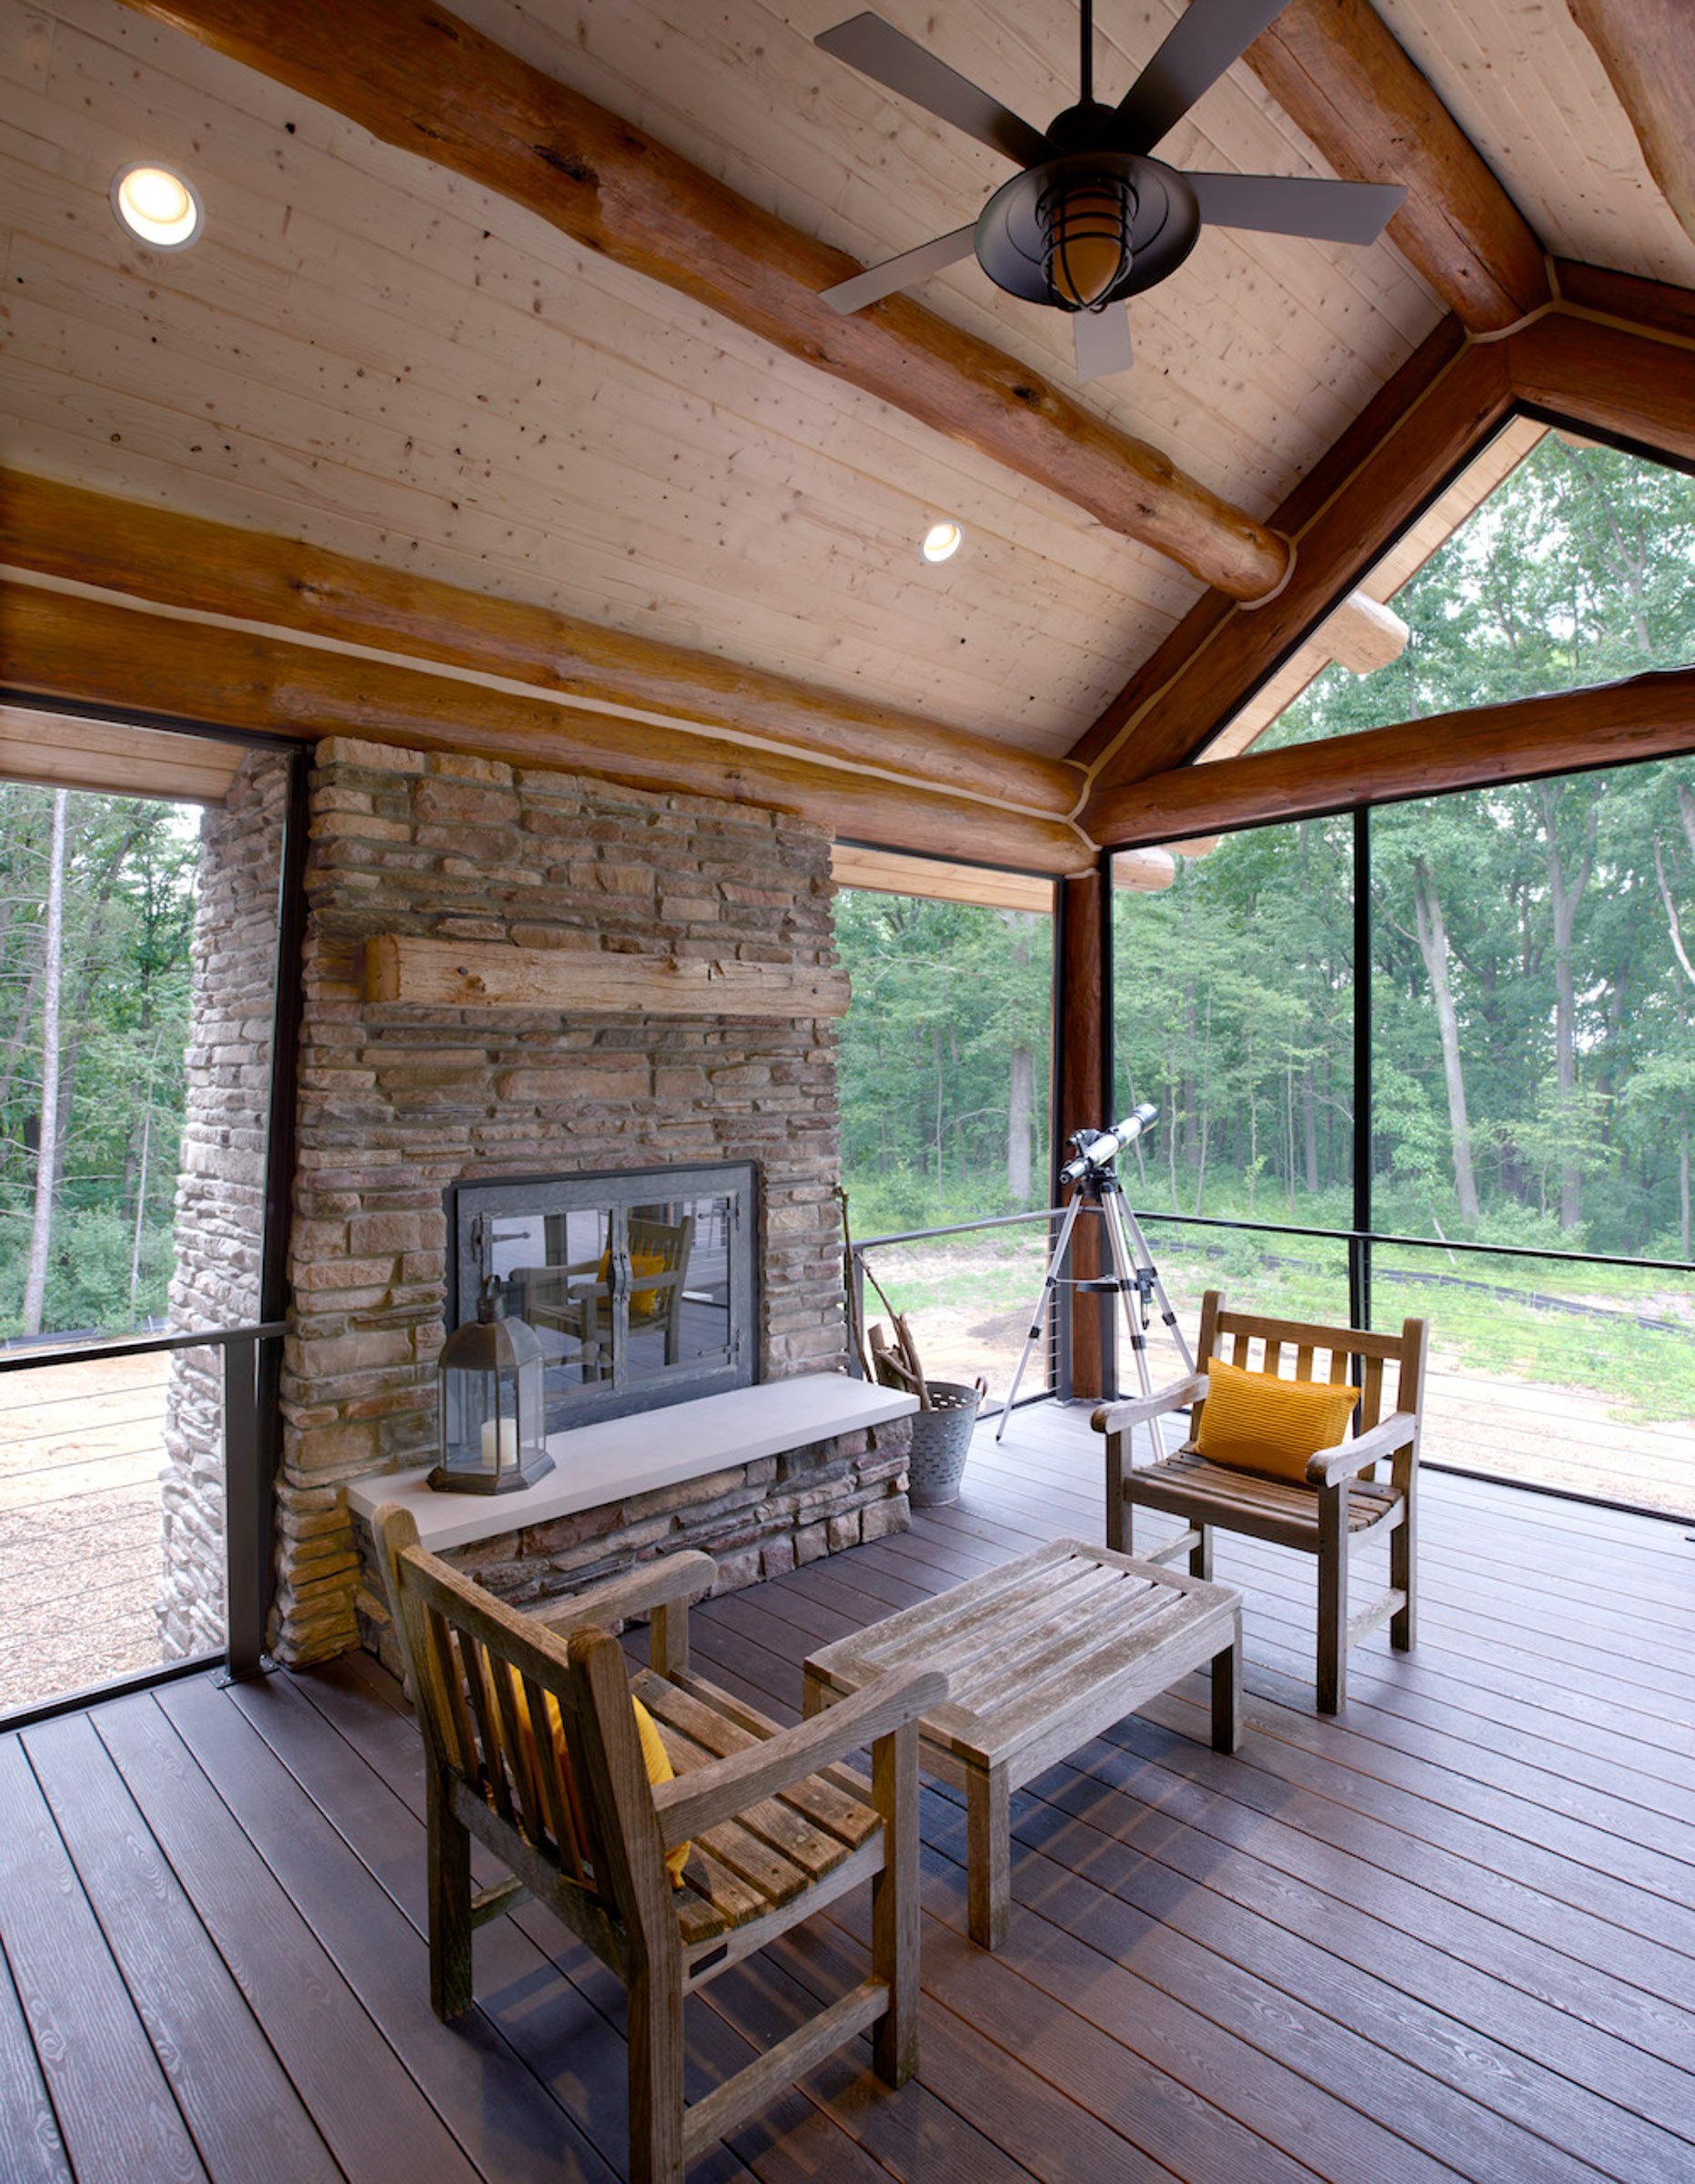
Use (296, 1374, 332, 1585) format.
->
(905, 1380, 982, 1506)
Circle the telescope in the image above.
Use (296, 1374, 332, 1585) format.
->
(1060, 1102, 1158, 1186)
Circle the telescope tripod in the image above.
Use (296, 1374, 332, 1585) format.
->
(996, 1166, 1193, 1439)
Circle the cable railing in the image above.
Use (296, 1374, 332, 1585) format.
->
(0, 1320, 287, 1724)
(849, 1200, 1694, 1521)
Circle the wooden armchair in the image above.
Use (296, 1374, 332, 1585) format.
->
(1093, 1291, 1428, 1712)
(373, 1506, 941, 2184)
(520, 1213, 696, 1379)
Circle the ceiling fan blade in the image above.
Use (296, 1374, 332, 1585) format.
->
(1187, 172, 1407, 244)
(815, 13, 1052, 168)
(820, 225, 979, 315)
(1116, 0, 1293, 154)
(1073, 303, 1135, 382)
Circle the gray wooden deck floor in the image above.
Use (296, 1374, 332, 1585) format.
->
(3, 1399, 1693, 2183)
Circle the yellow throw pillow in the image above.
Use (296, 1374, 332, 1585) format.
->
(595, 1247, 669, 1318)
(477, 1647, 691, 1887)
(1195, 1355, 1357, 1483)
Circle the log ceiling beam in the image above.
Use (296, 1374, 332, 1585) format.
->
(113, 0, 1286, 602)
(0, 584, 1094, 875)
(1088, 666, 1695, 847)
(1567, 0, 1695, 248)
(0, 470, 1079, 819)
(1244, 0, 1549, 331)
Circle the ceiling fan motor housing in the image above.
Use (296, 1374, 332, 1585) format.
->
(976, 149, 1202, 311)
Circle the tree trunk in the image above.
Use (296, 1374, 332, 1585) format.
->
(1006, 1043, 1033, 1208)
(1681, 1122, 1690, 1264)
(1410, 856, 1481, 1224)
(21, 790, 68, 1337)
(1303, 1065, 1321, 1196)
(1539, 783, 1600, 1230)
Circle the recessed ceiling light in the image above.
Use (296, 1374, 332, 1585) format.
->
(921, 521, 963, 564)
(111, 163, 203, 248)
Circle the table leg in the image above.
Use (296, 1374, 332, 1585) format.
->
(965, 1761, 1012, 1951)
(1212, 1616, 1243, 1753)
(802, 1668, 826, 1720)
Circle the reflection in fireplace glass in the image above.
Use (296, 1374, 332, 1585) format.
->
(493, 1199, 731, 1392)
(449, 1163, 756, 1431)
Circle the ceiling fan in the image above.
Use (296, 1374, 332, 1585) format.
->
(814, 0, 1407, 381)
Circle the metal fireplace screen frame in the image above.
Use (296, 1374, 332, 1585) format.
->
(446, 1161, 759, 1431)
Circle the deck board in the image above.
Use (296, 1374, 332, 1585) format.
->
(1, 1400, 1692, 2183)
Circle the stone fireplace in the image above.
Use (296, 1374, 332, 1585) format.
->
(267, 735, 905, 1666)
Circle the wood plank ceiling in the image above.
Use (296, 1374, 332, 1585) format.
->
(2, 0, 1691, 867)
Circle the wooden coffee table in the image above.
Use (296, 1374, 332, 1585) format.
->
(802, 1537, 1242, 1949)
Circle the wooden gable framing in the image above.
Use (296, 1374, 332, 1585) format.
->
(4, 0, 1694, 855)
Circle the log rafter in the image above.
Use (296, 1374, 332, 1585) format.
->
(0, 470, 1080, 819)
(1245, 0, 1550, 332)
(1567, 0, 1695, 248)
(113, 0, 1286, 602)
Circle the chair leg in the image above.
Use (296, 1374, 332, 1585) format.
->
(628, 1965, 686, 2184)
(1105, 1432, 1132, 1555)
(1189, 1523, 1213, 1582)
(1317, 1486, 1347, 1714)
(871, 1718, 922, 2085)
(1390, 1498, 1418, 1652)
(1211, 1616, 1242, 1753)
(427, 1767, 474, 2021)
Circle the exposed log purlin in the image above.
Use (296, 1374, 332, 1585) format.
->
(113, 0, 1287, 601)
(2, 582, 1095, 875)
(1081, 330, 1515, 793)
(0, 470, 1080, 818)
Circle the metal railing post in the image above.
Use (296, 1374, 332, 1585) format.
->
(222, 1333, 267, 1681)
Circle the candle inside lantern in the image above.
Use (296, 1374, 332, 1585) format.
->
(481, 1416, 519, 1470)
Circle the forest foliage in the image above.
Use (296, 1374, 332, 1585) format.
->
(842, 434, 1695, 1263)
(0, 785, 197, 1339)
(1115, 434, 1695, 1260)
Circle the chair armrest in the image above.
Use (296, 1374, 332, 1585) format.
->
(1306, 1410, 1418, 1487)
(650, 1665, 947, 1845)
(529, 1549, 718, 1635)
(1093, 1375, 1206, 1438)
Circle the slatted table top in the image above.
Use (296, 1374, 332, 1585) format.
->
(804, 1536, 1240, 1773)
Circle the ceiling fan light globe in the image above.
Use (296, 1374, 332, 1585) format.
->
(1040, 177, 1134, 309)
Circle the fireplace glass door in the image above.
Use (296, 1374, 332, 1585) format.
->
(448, 1163, 756, 1429)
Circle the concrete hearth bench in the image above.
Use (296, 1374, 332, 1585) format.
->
(346, 1373, 919, 1671)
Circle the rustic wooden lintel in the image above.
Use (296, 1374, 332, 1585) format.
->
(364, 935, 851, 1018)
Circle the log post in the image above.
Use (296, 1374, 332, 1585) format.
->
(1055, 869, 1111, 1402)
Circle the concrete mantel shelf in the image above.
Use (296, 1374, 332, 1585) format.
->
(345, 1372, 919, 1555)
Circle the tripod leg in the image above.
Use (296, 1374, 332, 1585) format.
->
(1118, 1204, 1195, 1373)
(995, 1196, 1083, 1441)
(1099, 1193, 1155, 1402)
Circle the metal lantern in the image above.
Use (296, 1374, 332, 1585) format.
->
(429, 1275, 554, 1494)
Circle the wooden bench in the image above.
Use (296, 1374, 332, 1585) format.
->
(374, 1505, 942, 2184)
(801, 1536, 1241, 1950)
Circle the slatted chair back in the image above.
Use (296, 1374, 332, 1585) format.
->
(1191, 1290, 1426, 1465)
(381, 1517, 683, 1970)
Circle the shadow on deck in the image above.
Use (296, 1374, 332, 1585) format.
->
(3, 1400, 1693, 2183)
